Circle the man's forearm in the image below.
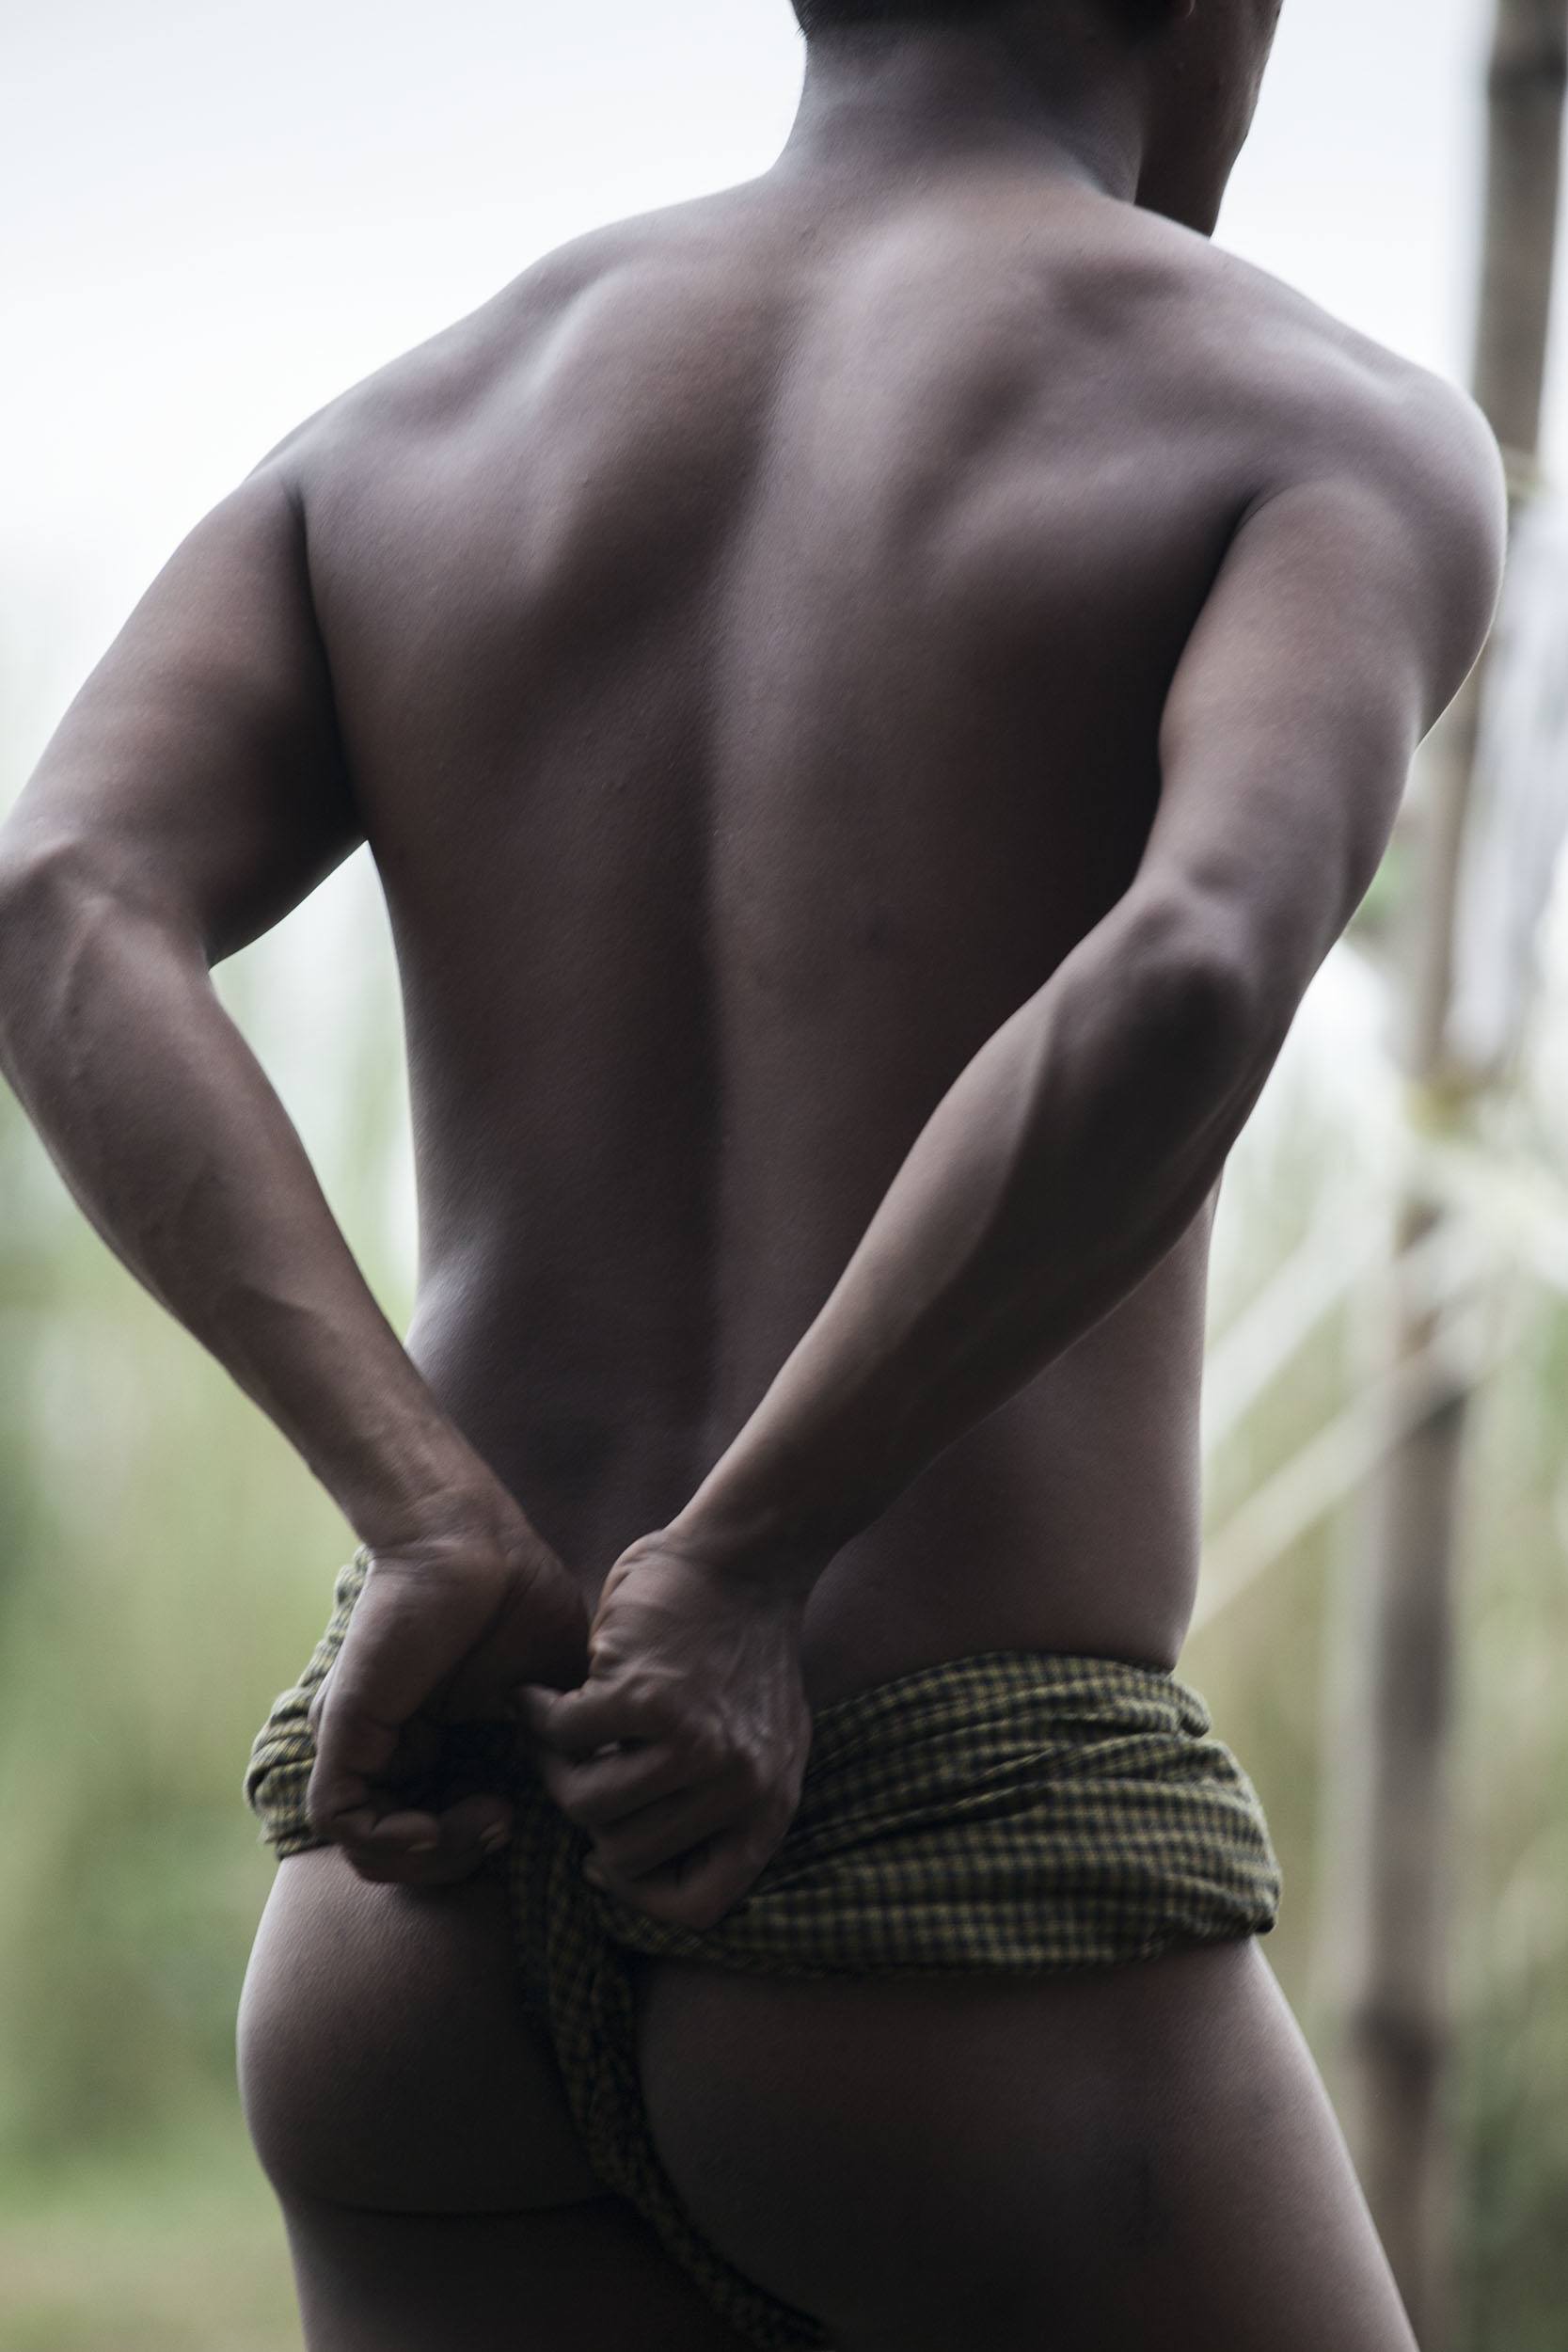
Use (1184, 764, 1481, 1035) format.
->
(0, 850, 500, 1549)
(666, 893, 1281, 1592)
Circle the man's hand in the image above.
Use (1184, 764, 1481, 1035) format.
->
(306, 1511, 589, 1888)
(520, 1534, 813, 1931)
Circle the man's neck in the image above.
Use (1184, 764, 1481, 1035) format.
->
(770, 26, 1146, 203)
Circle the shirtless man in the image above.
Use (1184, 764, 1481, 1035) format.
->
(0, 0, 1503, 2344)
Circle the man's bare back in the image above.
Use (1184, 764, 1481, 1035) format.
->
(2, 4, 1506, 2345)
(276, 164, 1431, 1702)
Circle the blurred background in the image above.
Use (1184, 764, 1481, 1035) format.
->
(4, 0, 1568, 2344)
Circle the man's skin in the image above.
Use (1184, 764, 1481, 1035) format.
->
(0, 0, 1504, 2344)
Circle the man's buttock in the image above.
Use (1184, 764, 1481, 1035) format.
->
(244, 1547, 1280, 2352)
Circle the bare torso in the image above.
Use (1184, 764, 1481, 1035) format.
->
(222, 138, 1487, 2352)
(285, 159, 1391, 1699)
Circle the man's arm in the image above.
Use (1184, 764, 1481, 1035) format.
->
(529, 374, 1507, 1928)
(0, 463, 586, 1883)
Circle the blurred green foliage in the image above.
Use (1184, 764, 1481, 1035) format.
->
(0, 882, 1564, 2349)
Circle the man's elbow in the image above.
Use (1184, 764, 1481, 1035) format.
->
(1127, 890, 1295, 1088)
(0, 839, 87, 1062)
(0, 827, 191, 934)
(0, 831, 184, 1031)
(0, 832, 100, 966)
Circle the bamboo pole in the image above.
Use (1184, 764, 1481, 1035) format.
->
(1327, 6, 1568, 2343)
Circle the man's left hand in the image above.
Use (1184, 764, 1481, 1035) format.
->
(306, 1513, 590, 1888)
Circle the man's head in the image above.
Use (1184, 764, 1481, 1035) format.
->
(784, 0, 1284, 237)
(791, 0, 1168, 30)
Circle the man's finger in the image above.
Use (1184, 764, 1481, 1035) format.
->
(591, 1822, 779, 1932)
(329, 1792, 516, 1888)
(517, 1678, 663, 1758)
(323, 1798, 440, 1851)
(308, 1554, 520, 1836)
(535, 1739, 696, 1828)
(588, 1775, 747, 1882)
(307, 1695, 408, 1841)
(304, 1684, 449, 1864)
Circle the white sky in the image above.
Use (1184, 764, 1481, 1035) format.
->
(0, 0, 1518, 783)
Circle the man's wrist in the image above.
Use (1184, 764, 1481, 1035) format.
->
(340, 1430, 525, 1564)
(659, 1483, 853, 1601)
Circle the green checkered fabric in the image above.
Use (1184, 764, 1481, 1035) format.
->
(245, 1548, 1281, 2352)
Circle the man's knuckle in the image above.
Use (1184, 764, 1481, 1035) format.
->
(615, 1669, 663, 1719)
(683, 1724, 725, 1773)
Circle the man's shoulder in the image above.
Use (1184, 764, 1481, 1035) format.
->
(1248, 300, 1504, 635)
(259, 208, 691, 491)
(1181, 251, 1506, 712)
(1178, 238, 1502, 528)
(996, 199, 1495, 518)
(1092, 220, 1506, 697)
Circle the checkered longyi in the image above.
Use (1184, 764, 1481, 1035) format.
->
(245, 1548, 1280, 2351)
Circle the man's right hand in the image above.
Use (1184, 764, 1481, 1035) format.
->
(520, 1533, 814, 1931)
(306, 1512, 589, 1888)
